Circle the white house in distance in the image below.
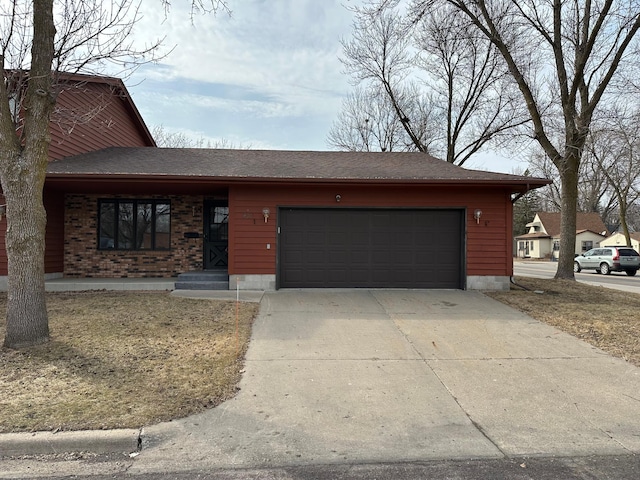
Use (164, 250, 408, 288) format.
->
(515, 212, 608, 259)
(600, 232, 640, 251)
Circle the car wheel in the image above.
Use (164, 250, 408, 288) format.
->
(573, 261, 581, 273)
(600, 262, 611, 275)
(626, 269, 638, 277)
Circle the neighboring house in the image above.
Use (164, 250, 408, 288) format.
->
(515, 212, 608, 259)
(0, 72, 155, 278)
(600, 232, 640, 252)
(1, 74, 551, 291)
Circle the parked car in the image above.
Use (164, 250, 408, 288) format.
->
(574, 247, 640, 276)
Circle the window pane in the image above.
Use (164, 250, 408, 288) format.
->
(99, 202, 116, 249)
(209, 206, 229, 241)
(155, 203, 171, 249)
(118, 202, 134, 249)
(137, 203, 154, 249)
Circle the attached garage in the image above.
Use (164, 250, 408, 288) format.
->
(279, 208, 464, 289)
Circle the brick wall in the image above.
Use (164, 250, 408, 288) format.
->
(65, 194, 204, 278)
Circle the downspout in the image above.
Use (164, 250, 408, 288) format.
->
(510, 183, 531, 289)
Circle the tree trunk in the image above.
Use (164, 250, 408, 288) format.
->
(1, 0, 55, 348)
(619, 205, 632, 247)
(555, 155, 579, 280)
(2, 168, 49, 348)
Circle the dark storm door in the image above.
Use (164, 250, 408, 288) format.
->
(203, 200, 229, 269)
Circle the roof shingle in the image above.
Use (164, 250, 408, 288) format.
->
(47, 148, 550, 191)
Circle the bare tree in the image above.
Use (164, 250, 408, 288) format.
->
(333, 2, 525, 165)
(0, 0, 227, 349)
(528, 142, 619, 227)
(413, 0, 640, 279)
(327, 84, 439, 152)
(412, 4, 526, 165)
(588, 109, 640, 245)
(152, 125, 250, 149)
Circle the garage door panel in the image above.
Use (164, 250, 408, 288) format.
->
(279, 208, 463, 289)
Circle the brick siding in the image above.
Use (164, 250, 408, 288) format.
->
(64, 194, 204, 278)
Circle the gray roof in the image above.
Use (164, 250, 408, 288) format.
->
(46, 147, 549, 188)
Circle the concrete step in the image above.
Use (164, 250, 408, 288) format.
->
(175, 271, 229, 290)
(174, 280, 230, 290)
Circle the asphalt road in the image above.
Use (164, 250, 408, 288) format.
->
(514, 260, 640, 294)
(3, 454, 640, 480)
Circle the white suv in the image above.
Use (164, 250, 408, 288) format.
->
(574, 247, 640, 276)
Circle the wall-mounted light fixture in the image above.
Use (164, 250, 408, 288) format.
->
(0, 204, 6, 222)
(335, 194, 342, 203)
(262, 207, 270, 223)
(474, 209, 482, 224)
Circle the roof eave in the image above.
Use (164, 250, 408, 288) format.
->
(45, 173, 550, 192)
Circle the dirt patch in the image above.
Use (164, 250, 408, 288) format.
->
(0, 292, 259, 433)
(486, 277, 640, 367)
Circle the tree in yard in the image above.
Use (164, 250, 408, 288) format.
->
(333, 2, 525, 164)
(0, 0, 228, 349)
(412, 0, 640, 279)
(327, 84, 439, 152)
(528, 142, 619, 226)
(587, 109, 640, 246)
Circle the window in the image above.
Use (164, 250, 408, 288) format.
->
(99, 199, 170, 250)
(581, 240, 593, 252)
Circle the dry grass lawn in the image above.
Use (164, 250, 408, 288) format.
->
(0, 292, 259, 433)
(486, 277, 640, 367)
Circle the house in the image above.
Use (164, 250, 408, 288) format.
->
(40, 148, 548, 291)
(1, 74, 551, 291)
(515, 212, 608, 259)
(600, 232, 640, 252)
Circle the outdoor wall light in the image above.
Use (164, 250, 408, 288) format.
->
(336, 194, 342, 202)
(262, 207, 270, 223)
(0, 204, 6, 222)
(474, 209, 482, 224)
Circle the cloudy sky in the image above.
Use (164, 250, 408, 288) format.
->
(127, 0, 517, 173)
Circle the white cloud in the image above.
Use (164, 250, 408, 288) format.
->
(127, 0, 356, 149)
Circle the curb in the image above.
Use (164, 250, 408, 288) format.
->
(0, 429, 141, 457)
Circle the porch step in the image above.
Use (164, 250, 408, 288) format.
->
(175, 271, 229, 290)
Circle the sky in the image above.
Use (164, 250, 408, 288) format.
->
(126, 0, 521, 174)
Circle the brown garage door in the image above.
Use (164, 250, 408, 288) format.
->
(278, 208, 464, 289)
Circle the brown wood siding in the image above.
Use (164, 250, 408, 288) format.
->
(228, 184, 512, 278)
(44, 189, 65, 274)
(48, 82, 152, 161)
(0, 190, 65, 276)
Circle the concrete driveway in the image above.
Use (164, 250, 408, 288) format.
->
(134, 290, 640, 472)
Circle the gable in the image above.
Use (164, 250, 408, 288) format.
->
(535, 212, 608, 237)
(48, 78, 155, 160)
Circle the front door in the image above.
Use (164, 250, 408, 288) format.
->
(203, 200, 229, 269)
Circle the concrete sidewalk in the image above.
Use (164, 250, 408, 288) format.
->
(128, 289, 640, 473)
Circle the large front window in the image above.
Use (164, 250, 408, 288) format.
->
(98, 199, 170, 250)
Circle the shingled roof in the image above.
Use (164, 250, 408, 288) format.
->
(47, 147, 550, 192)
(536, 212, 609, 237)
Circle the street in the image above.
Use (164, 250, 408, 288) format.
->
(514, 260, 640, 294)
(1, 454, 640, 479)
